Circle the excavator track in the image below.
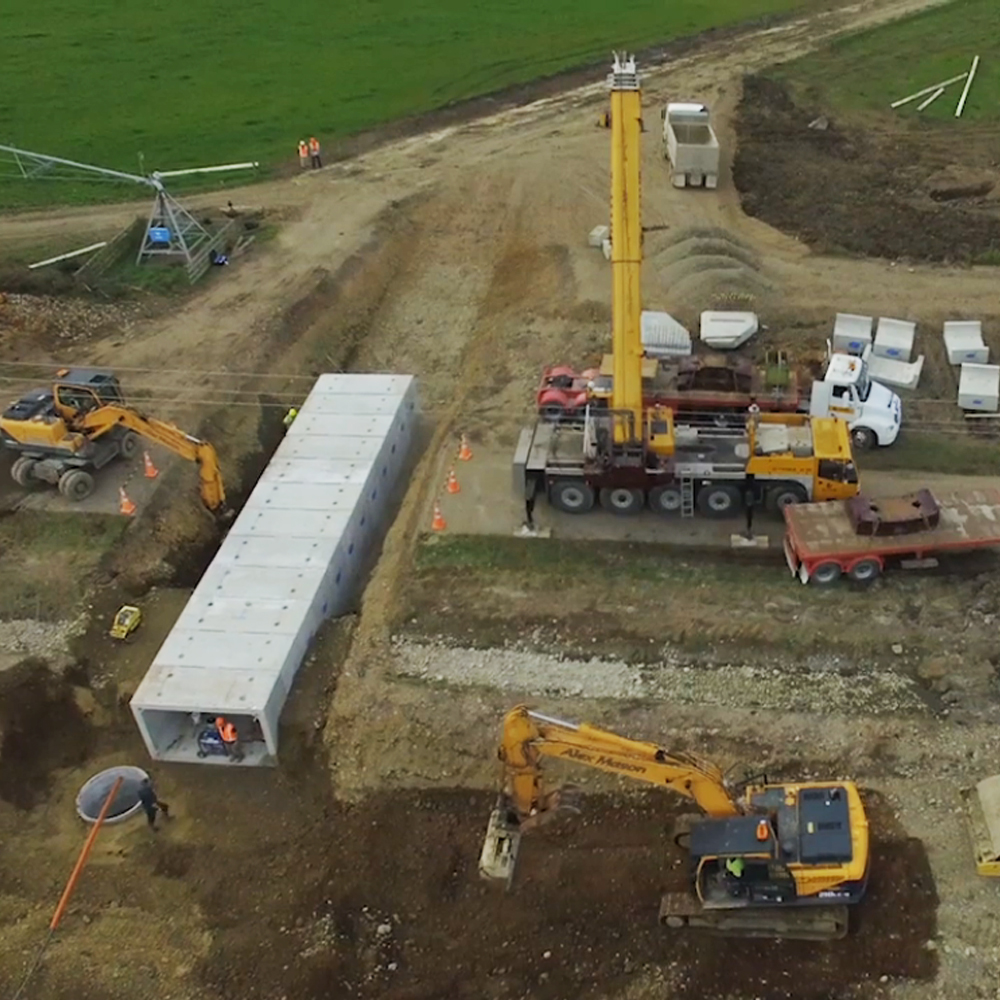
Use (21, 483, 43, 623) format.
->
(658, 893, 849, 941)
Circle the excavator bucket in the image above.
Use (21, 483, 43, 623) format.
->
(479, 802, 522, 889)
(961, 776, 1000, 876)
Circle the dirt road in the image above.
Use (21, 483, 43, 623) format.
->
(3, 1, 1000, 999)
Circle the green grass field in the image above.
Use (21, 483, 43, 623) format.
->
(776, 0, 1000, 121)
(0, 0, 814, 209)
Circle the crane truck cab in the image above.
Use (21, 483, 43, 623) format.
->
(815, 350, 901, 450)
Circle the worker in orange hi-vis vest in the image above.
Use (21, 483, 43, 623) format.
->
(308, 136, 322, 169)
(297, 139, 309, 169)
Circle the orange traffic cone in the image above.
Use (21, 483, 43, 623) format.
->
(143, 450, 159, 478)
(445, 468, 460, 494)
(458, 433, 473, 462)
(431, 501, 446, 532)
(119, 486, 136, 516)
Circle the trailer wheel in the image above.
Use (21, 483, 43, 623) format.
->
(649, 484, 683, 516)
(848, 558, 881, 584)
(550, 480, 595, 514)
(58, 469, 95, 502)
(539, 403, 566, 423)
(767, 483, 808, 513)
(599, 487, 644, 516)
(119, 430, 140, 459)
(696, 483, 740, 518)
(10, 456, 37, 488)
(810, 561, 842, 585)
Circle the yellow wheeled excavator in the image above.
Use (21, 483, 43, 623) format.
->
(479, 706, 870, 940)
(0, 368, 229, 517)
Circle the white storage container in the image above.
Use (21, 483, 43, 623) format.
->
(641, 311, 691, 357)
(873, 318, 915, 362)
(958, 363, 1000, 412)
(944, 321, 989, 365)
(832, 313, 873, 355)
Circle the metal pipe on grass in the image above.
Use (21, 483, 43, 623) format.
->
(890, 72, 968, 109)
(955, 56, 980, 118)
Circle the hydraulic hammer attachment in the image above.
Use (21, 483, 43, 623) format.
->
(961, 776, 1000, 877)
(479, 799, 522, 888)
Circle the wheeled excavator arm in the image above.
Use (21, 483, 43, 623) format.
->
(77, 405, 228, 516)
(479, 706, 739, 885)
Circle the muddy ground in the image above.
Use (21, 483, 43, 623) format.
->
(734, 76, 1000, 264)
(3, 1, 1000, 999)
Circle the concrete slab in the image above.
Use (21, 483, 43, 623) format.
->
(641, 311, 692, 358)
(873, 317, 916, 362)
(944, 321, 989, 365)
(699, 311, 758, 350)
(832, 313, 873, 355)
(866, 353, 925, 391)
(131, 373, 419, 766)
(958, 363, 1000, 411)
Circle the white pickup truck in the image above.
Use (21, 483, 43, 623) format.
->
(661, 102, 720, 189)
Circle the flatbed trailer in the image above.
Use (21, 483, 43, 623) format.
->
(783, 488, 1000, 585)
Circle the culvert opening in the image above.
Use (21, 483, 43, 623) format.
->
(76, 765, 149, 824)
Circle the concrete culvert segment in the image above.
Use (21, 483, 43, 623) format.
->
(76, 765, 149, 824)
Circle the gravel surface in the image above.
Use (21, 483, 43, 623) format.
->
(0, 617, 83, 659)
(390, 637, 926, 715)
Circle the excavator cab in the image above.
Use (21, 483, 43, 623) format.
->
(53, 368, 125, 420)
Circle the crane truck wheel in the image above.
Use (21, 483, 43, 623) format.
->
(58, 469, 95, 502)
(10, 456, 38, 488)
(766, 483, 808, 513)
(550, 480, 595, 514)
(119, 430, 141, 459)
(599, 487, 644, 516)
(539, 404, 566, 423)
(850, 427, 876, 451)
(696, 484, 740, 518)
(649, 485, 683, 516)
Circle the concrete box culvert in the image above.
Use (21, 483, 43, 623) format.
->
(76, 765, 150, 824)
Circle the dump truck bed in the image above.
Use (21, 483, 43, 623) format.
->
(785, 488, 1000, 559)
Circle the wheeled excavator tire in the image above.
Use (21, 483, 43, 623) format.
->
(10, 456, 37, 488)
(658, 893, 849, 941)
(119, 431, 140, 459)
(58, 469, 95, 502)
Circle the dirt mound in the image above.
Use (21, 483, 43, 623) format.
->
(649, 228, 772, 310)
(926, 166, 997, 202)
(733, 76, 1000, 264)
(0, 658, 93, 809)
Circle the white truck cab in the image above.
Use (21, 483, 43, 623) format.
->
(811, 350, 902, 449)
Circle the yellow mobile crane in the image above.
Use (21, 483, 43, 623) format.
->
(480, 706, 870, 940)
(1, 368, 228, 517)
(513, 55, 859, 521)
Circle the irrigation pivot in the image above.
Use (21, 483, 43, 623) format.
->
(0, 144, 258, 269)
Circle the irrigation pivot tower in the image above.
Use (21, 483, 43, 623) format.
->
(0, 144, 258, 267)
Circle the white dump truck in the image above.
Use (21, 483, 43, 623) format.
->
(661, 102, 720, 189)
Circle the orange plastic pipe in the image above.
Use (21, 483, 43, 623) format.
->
(50, 775, 124, 931)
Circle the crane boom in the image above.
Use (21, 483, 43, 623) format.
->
(608, 54, 645, 445)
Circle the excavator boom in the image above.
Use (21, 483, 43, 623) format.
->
(77, 404, 228, 515)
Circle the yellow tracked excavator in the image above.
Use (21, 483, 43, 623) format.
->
(479, 706, 870, 940)
(0, 368, 229, 518)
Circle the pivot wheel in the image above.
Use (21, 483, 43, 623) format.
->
(10, 456, 37, 488)
(599, 487, 644, 516)
(696, 484, 741, 518)
(119, 430, 140, 460)
(649, 484, 683, 516)
(549, 480, 595, 514)
(58, 469, 95, 502)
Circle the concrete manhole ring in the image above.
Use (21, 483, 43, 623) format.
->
(76, 765, 150, 824)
